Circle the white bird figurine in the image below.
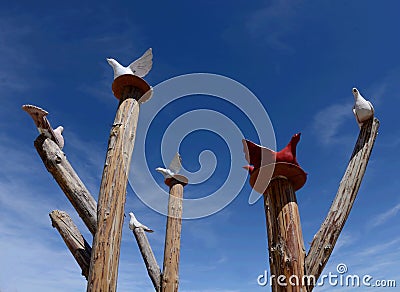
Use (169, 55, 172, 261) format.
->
(128, 212, 153, 232)
(22, 104, 65, 149)
(352, 87, 374, 128)
(107, 48, 153, 80)
(156, 153, 182, 179)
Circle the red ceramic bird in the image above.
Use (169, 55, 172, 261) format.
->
(242, 133, 301, 174)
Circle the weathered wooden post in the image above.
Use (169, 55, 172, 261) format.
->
(305, 117, 379, 290)
(244, 105, 378, 291)
(161, 174, 188, 292)
(129, 211, 161, 291)
(243, 133, 307, 291)
(35, 136, 98, 235)
(49, 210, 92, 279)
(22, 104, 98, 236)
(87, 49, 153, 291)
(251, 163, 307, 291)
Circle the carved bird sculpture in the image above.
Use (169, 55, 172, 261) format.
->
(352, 87, 374, 128)
(156, 152, 182, 179)
(107, 48, 153, 79)
(242, 133, 301, 174)
(129, 212, 153, 233)
(22, 104, 64, 149)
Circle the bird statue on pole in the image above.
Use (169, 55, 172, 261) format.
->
(156, 152, 182, 179)
(107, 48, 153, 102)
(129, 212, 154, 233)
(242, 133, 301, 175)
(22, 104, 64, 149)
(352, 87, 374, 128)
(107, 48, 153, 79)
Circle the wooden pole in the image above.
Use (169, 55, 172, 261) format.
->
(49, 210, 92, 279)
(161, 177, 187, 292)
(305, 117, 379, 290)
(87, 85, 144, 292)
(132, 228, 161, 291)
(35, 136, 97, 235)
(264, 176, 306, 292)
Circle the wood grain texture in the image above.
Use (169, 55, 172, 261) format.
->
(49, 210, 92, 279)
(132, 228, 161, 291)
(87, 86, 142, 292)
(34, 136, 97, 235)
(305, 118, 379, 290)
(264, 177, 306, 292)
(162, 180, 184, 292)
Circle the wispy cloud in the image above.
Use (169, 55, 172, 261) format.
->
(355, 238, 400, 258)
(0, 17, 42, 93)
(371, 203, 400, 228)
(246, 0, 303, 52)
(333, 231, 358, 253)
(312, 102, 353, 145)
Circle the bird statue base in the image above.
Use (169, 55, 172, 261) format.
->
(112, 74, 153, 102)
(249, 162, 307, 194)
(164, 174, 189, 188)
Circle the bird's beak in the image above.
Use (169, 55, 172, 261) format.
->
(352, 88, 359, 98)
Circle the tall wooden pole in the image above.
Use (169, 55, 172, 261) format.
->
(264, 176, 306, 292)
(87, 74, 151, 291)
(161, 176, 187, 292)
(248, 159, 307, 291)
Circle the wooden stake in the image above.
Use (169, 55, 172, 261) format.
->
(132, 228, 161, 291)
(49, 210, 92, 279)
(161, 177, 187, 292)
(87, 86, 143, 292)
(35, 136, 97, 235)
(305, 118, 379, 290)
(264, 176, 306, 292)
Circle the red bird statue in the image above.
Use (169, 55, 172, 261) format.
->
(242, 133, 301, 174)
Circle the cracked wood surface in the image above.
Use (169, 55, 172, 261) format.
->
(162, 179, 185, 292)
(34, 136, 97, 235)
(305, 118, 379, 290)
(264, 177, 306, 292)
(132, 227, 161, 291)
(87, 86, 141, 292)
(50, 210, 92, 279)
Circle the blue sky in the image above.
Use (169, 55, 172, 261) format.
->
(1, 0, 400, 291)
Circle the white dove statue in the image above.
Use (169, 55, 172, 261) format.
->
(107, 48, 153, 80)
(352, 87, 374, 128)
(22, 104, 65, 149)
(129, 212, 153, 232)
(156, 153, 182, 179)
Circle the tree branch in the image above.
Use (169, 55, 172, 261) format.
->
(305, 118, 380, 290)
(49, 210, 92, 279)
(35, 135, 97, 235)
(132, 227, 161, 291)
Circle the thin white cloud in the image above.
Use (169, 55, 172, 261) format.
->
(355, 238, 400, 258)
(0, 130, 162, 291)
(333, 231, 358, 253)
(0, 17, 42, 94)
(371, 203, 400, 228)
(246, 0, 303, 52)
(312, 102, 353, 145)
